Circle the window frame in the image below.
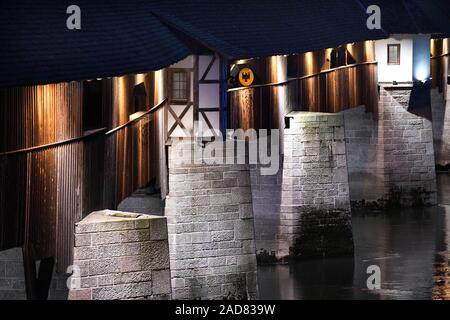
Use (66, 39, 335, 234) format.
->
(387, 44, 401, 65)
(330, 46, 350, 69)
(169, 69, 190, 104)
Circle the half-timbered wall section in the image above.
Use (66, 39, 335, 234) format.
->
(166, 56, 195, 138)
(228, 41, 378, 130)
(165, 54, 223, 140)
(198, 54, 222, 137)
(0, 72, 168, 273)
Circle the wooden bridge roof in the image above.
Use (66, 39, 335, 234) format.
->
(1, 0, 449, 88)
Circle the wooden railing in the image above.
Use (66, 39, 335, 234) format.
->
(228, 62, 378, 130)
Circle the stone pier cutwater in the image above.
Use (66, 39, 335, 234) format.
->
(165, 142, 258, 300)
(280, 112, 354, 259)
(251, 84, 440, 261)
(250, 155, 283, 262)
(69, 210, 172, 300)
(344, 84, 437, 208)
(251, 112, 354, 261)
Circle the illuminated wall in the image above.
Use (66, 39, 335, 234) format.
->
(413, 34, 431, 82)
(375, 34, 431, 83)
(375, 35, 414, 83)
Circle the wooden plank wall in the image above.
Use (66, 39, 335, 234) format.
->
(229, 56, 287, 131)
(229, 41, 378, 130)
(103, 73, 164, 209)
(0, 83, 97, 272)
(0, 72, 167, 272)
(286, 62, 378, 114)
(431, 38, 450, 98)
(103, 112, 155, 210)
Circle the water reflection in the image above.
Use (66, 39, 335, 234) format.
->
(433, 251, 450, 300)
(258, 173, 450, 300)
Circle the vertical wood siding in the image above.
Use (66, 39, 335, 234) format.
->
(0, 75, 166, 272)
(229, 41, 378, 130)
(104, 113, 154, 210)
(431, 38, 449, 98)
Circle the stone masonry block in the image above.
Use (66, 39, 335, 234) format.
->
(235, 220, 254, 240)
(152, 270, 171, 295)
(166, 146, 258, 300)
(69, 211, 171, 300)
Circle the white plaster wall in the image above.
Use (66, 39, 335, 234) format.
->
(375, 35, 413, 83)
(198, 55, 221, 137)
(169, 56, 194, 69)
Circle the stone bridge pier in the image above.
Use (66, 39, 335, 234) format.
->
(344, 84, 437, 207)
(165, 142, 258, 300)
(252, 112, 354, 260)
(280, 112, 354, 259)
(252, 83, 439, 261)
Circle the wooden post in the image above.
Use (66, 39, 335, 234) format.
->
(22, 247, 55, 300)
(22, 248, 38, 300)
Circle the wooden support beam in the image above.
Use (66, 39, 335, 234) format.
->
(22, 248, 55, 300)
(22, 248, 38, 300)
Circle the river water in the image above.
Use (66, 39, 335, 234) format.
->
(258, 173, 450, 300)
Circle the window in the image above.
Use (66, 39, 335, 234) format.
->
(82, 80, 103, 131)
(329, 46, 355, 69)
(171, 70, 189, 102)
(387, 44, 401, 65)
(133, 82, 147, 113)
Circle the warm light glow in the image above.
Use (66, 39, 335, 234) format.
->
(305, 52, 314, 74)
(413, 35, 431, 82)
(323, 48, 333, 69)
(362, 41, 374, 61)
(154, 69, 165, 104)
(414, 63, 430, 82)
(236, 59, 251, 65)
(135, 73, 145, 85)
(117, 76, 128, 125)
(276, 56, 286, 151)
(277, 56, 287, 83)
(346, 43, 353, 56)
(129, 111, 145, 121)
